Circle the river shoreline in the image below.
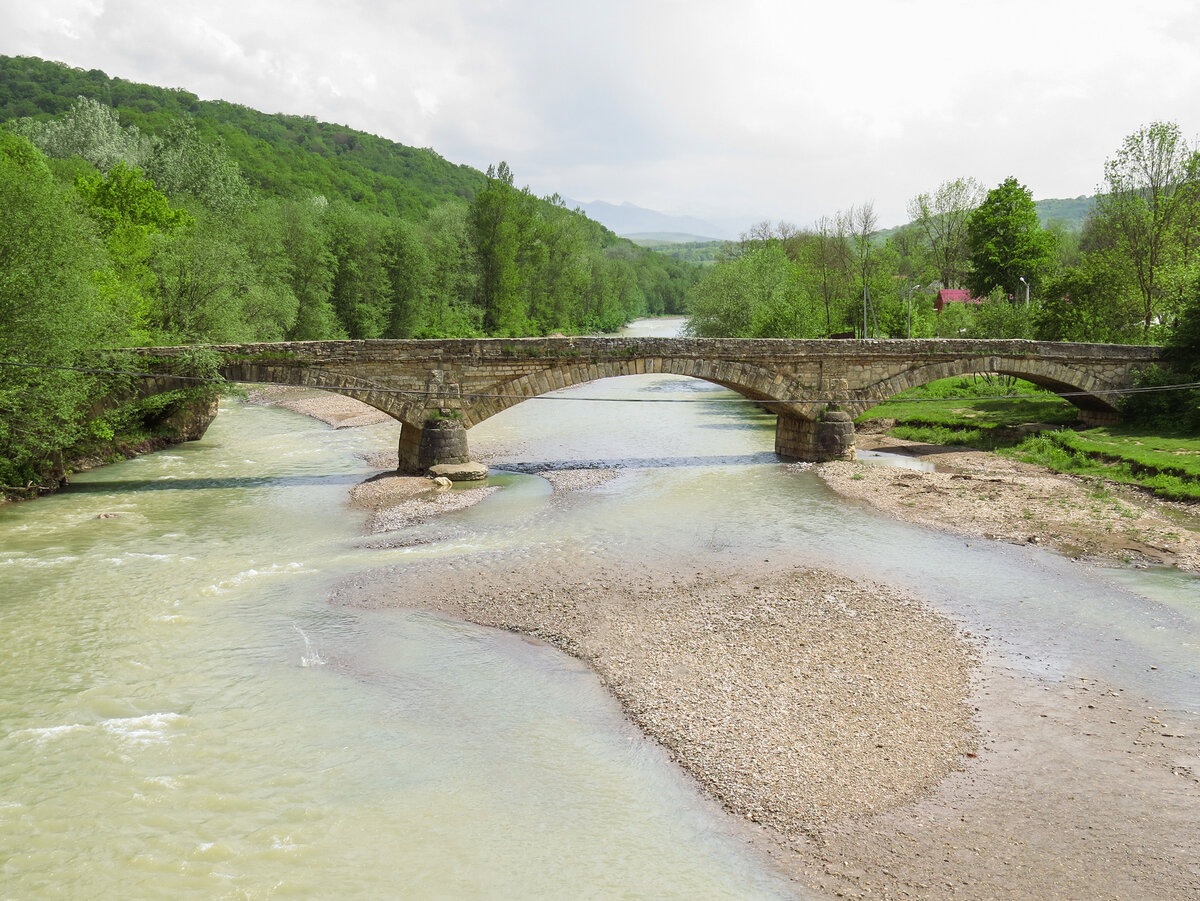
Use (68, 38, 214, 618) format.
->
(821, 432, 1200, 573)
(259, 386, 1199, 900)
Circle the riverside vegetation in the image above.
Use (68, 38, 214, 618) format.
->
(0, 56, 696, 496)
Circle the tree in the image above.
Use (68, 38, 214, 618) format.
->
(9, 95, 148, 171)
(323, 202, 392, 339)
(848, 202, 880, 336)
(468, 162, 539, 335)
(143, 118, 251, 215)
(808, 214, 853, 335)
(966, 177, 1057, 300)
(1035, 260, 1141, 343)
(419, 202, 480, 337)
(0, 132, 113, 486)
(1091, 121, 1200, 333)
(686, 242, 818, 338)
(907, 177, 984, 289)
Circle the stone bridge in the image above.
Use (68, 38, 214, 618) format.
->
(132, 337, 1162, 473)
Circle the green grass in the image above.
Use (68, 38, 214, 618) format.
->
(1005, 433, 1200, 501)
(860, 377, 1079, 431)
(863, 377, 1200, 501)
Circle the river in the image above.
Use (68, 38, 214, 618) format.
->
(2, 318, 1197, 898)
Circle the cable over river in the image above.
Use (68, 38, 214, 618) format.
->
(2, 318, 1197, 899)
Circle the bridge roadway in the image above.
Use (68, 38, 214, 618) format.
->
(132, 337, 1162, 473)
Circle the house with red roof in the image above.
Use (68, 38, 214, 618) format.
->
(934, 289, 984, 312)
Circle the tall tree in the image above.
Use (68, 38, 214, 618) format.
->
(1091, 121, 1200, 333)
(848, 202, 880, 336)
(907, 177, 984, 289)
(469, 162, 540, 335)
(966, 177, 1057, 300)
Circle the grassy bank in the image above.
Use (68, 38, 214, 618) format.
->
(861, 377, 1200, 502)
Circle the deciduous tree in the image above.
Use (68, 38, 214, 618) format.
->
(966, 177, 1057, 300)
(907, 177, 983, 289)
(1091, 121, 1200, 333)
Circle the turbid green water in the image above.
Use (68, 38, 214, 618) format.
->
(3, 317, 1198, 899)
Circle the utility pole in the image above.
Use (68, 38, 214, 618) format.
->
(907, 284, 922, 339)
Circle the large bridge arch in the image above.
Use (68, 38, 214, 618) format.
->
(455, 357, 816, 429)
(215, 361, 427, 428)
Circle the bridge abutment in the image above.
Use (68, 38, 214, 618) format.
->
(775, 410, 856, 463)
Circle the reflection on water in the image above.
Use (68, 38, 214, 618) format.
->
(855, 449, 938, 472)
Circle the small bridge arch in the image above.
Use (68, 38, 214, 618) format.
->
(852, 354, 1128, 423)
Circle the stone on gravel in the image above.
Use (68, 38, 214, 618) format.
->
(428, 461, 489, 481)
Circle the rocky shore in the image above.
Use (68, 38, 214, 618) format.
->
(335, 556, 978, 837)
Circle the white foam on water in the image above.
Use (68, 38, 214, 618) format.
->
(293, 624, 326, 667)
(100, 712, 184, 746)
(203, 561, 311, 594)
(1, 555, 80, 567)
(10, 722, 89, 743)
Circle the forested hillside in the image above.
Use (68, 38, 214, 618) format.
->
(0, 55, 485, 216)
(0, 56, 698, 495)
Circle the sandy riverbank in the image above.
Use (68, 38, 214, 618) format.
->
(820, 433, 1200, 572)
(255, 387, 1200, 899)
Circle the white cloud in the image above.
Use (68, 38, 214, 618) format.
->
(3, 0, 1200, 227)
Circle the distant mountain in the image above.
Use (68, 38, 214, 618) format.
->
(624, 232, 727, 246)
(579, 194, 1099, 244)
(1035, 195, 1095, 232)
(567, 199, 738, 241)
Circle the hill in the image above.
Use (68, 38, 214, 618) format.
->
(0, 55, 485, 217)
(1035, 195, 1095, 231)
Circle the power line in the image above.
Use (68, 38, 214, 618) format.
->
(1, 358, 1197, 405)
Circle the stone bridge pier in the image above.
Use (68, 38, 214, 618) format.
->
(129, 337, 1162, 477)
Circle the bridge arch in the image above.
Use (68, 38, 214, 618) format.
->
(849, 356, 1125, 423)
(216, 361, 426, 427)
(455, 357, 815, 428)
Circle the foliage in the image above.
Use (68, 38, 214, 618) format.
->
(0, 131, 120, 488)
(8, 94, 148, 171)
(686, 242, 818, 337)
(907, 177, 983, 289)
(75, 161, 193, 233)
(1090, 121, 1200, 334)
(967, 296, 1040, 339)
(1035, 260, 1143, 343)
(966, 177, 1057, 299)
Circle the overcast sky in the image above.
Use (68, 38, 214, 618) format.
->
(4, 0, 1200, 231)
